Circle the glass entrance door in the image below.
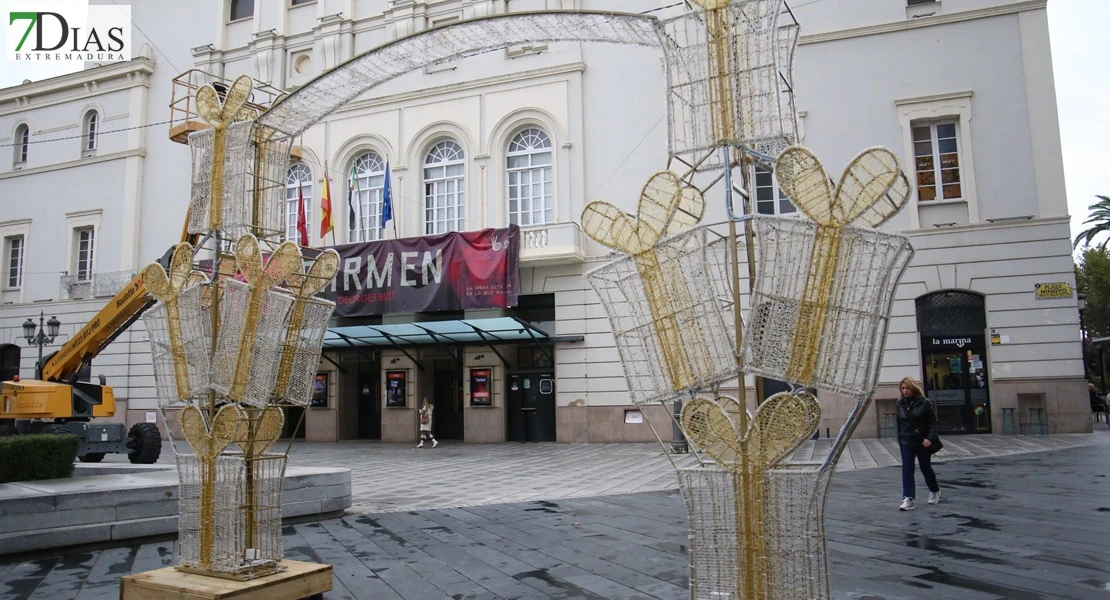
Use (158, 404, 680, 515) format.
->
(922, 335, 991, 434)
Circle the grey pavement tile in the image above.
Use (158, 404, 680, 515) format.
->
(0, 557, 58, 599)
(78, 546, 134, 586)
(26, 551, 96, 600)
(2, 437, 1110, 599)
(294, 521, 403, 600)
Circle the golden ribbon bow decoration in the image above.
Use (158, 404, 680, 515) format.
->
(229, 235, 302, 402)
(181, 403, 246, 570)
(690, 0, 736, 144)
(582, 172, 705, 391)
(774, 146, 911, 386)
(194, 75, 254, 231)
(275, 249, 341, 401)
(237, 405, 284, 551)
(680, 391, 822, 599)
(140, 243, 208, 399)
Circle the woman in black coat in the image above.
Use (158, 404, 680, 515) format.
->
(895, 377, 941, 511)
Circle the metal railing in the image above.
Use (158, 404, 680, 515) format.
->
(168, 69, 285, 144)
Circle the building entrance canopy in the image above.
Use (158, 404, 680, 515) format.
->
(324, 317, 570, 350)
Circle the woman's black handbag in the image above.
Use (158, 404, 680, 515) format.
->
(925, 435, 943, 455)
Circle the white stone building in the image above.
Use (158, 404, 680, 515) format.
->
(0, 0, 1087, 442)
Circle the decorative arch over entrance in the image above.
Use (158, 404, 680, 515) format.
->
(915, 290, 991, 434)
(258, 8, 798, 166)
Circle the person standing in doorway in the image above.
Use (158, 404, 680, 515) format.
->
(417, 397, 438, 448)
(896, 377, 941, 511)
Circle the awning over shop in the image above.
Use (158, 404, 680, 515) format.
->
(323, 317, 581, 368)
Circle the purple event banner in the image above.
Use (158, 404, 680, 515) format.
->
(318, 225, 519, 317)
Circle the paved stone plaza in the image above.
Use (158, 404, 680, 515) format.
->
(4, 432, 1109, 598)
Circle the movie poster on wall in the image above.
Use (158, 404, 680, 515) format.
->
(470, 368, 492, 406)
(386, 370, 407, 408)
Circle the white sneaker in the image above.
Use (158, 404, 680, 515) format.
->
(432, 439, 438, 448)
(928, 491, 941, 505)
(899, 497, 915, 511)
(416, 442, 423, 448)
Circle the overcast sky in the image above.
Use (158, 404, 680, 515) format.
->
(1, 1, 1106, 244)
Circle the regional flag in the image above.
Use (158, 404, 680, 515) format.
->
(320, 173, 334, 238)
(296, 181, 309, 246)
(348, 165, 359, 234)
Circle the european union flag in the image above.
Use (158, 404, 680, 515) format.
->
(381, 161, 393, 230)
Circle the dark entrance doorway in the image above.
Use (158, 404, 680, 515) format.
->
(283, 407, 306, 439)
(358, 367, 381, 439)
(507, 371, 556, 442)
(0, 345, 19, 381)
(432, 359, 464, 440)
(916, 291, 991, 434)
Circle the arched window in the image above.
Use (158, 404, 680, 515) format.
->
(229, 0, 254, 21)
(285, 163, 313, 243)
(82, 111, 98, 152)
(13, 124, 28, 165)
(507, 128, 553, 226)
(915, 290, 986, 335)
(350, 152, 387, 242)
(424, 140, 465, 234)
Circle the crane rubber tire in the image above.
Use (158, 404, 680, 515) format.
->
(0, 424, 17, 437)
(78, 452, 106, 463)
(127, 422, 162, 464)
(41, 424, 70, 435)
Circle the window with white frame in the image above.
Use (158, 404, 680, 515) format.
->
(229, 0, 254, 21)
(350, 152, 387, 242)
(82, 111, 98, 153)
(13, 124, 28, 165)
(753, 165, 796, 215)
(913, 121, 962, 202)
(507, 128, 553, 226)
(424, 140, 466, 234)
(284, 163, 313, 243)
(74, 227, 95, 282)
(5, 236, 23, 289)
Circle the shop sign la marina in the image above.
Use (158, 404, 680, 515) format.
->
(6, 4, 130, 63)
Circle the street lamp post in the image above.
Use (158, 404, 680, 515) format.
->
(1078, 292, 1089, 383)
(22, 311, 60, 380)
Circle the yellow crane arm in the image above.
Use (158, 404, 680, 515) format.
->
(40, 222, 195, 383)
(40, 276, 153, 383)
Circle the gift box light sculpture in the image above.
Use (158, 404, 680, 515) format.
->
(587, 146, 913, 599)
(142, 75, 340, 578)
(585, 2, 914, 598)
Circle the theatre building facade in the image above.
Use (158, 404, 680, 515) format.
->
(0, 0, 1088, 443)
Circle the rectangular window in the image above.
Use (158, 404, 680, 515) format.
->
(75, 227, 95, 282)
(6, 236, 23, 289)
(913, 121, 962, 202)
(753, 166, 796, 216)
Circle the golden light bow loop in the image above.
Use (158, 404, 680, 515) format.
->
(582, 171, 705, 391)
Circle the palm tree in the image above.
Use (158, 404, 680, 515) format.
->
(1074, 195, 1110, 249)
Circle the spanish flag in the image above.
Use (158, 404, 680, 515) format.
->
(320, 173, 334, 239)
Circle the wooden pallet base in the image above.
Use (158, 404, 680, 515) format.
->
(120, 559, 332, 600)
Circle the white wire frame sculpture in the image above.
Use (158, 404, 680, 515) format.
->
(237, 2, 903, 598)
(255, 3, 799, 171)
(143, 70, 341, 578)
